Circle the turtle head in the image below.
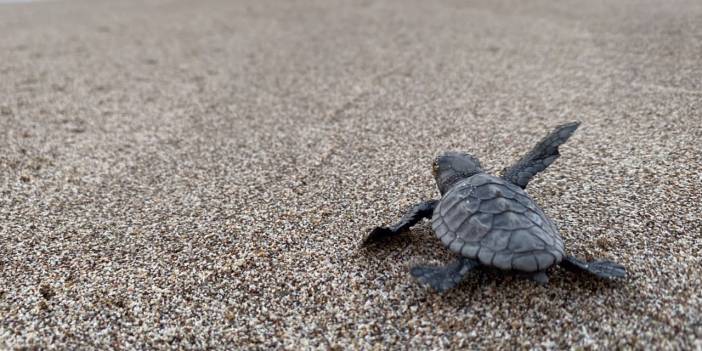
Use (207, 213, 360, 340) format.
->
(432, 152, 483, 194)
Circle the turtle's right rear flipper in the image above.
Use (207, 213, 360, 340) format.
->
(502, 121, 580, 189)
(560, 255, 627, 279)
(361, 200, 437, 246)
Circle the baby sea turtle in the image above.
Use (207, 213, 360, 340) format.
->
(362, 122, 626, 292)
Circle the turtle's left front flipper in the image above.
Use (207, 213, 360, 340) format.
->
(361, 200, 437, 246)
(560, 255, 627, 279)
(502, 121, 580, 189)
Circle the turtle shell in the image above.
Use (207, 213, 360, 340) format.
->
(432, 173, 565, 272)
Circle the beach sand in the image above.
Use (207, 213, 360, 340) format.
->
(1, 0, 700, 348)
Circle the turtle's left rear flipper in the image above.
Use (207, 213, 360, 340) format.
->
(502, 121, 580, 189)
(560, 255, 627, 279)
(410, 258, 479, 292)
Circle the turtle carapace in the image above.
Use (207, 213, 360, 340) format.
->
(362, 122, 627, 292)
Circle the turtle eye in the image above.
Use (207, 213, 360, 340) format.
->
(432, 160, 439, 175)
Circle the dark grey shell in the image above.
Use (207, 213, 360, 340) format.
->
(432, 173, 565, 272)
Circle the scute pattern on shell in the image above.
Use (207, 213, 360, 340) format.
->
(432, 173, 565, 272)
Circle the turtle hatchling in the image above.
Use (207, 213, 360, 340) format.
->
(362, 122, 626, 292)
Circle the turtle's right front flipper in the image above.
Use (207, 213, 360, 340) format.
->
(502, 121, 580, 189)
(361, 200, 437, 246)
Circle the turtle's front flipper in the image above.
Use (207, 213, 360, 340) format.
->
(410, 258, 479, 292)
(361, 200, 437, 246)
(502, 121, 580, 189)
(560, 255, 627, 279)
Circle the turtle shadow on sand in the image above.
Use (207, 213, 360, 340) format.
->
(359, 122, 627, 294)
(433, 269, 633, 315)
(356, 226, 447, 262)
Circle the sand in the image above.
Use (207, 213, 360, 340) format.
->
(1, 0, 701, 349)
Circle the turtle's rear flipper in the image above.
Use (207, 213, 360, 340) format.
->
(361, 200, 437, 246)
(560, 255, 627, 279)
(410, 258, 479, 292)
